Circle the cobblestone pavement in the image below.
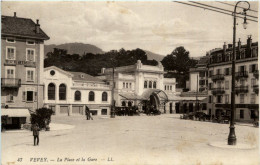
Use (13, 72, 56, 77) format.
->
(1, 114, 259, 165)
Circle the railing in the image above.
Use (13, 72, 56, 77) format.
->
(211, 74, 224, 82)
(253, 85, 259, 95)
(1, 78, 21, 88)
(73, 82, 111, 89)
(253, 70, 259, 79)
(235, 86, 248, 94)
(212, 88, 225, 95)
(4, 60, 16, 65)
(24, 61, 36, 67)
(235, 71, 248, 79)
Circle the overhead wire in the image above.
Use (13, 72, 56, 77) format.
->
(216, 1, 258, 13)
(173, 1, 258, 23)
(190, 1, 258, 19)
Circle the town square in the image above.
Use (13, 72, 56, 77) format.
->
(1, 1, 259, 165)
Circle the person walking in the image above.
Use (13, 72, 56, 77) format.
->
(85, 106, 90, 120)
(32, 123, 40, 146)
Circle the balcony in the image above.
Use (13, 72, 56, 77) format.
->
(253, 85, 259, 95)
(253, 70, 259, 79)
(211, 74, 224, 82)
(212, 88, 225, 95)
(24, 61, 36, 67)
(235, 71, 248, 80)
(235, 86, 248, 94)
(1, 78, 21, 88)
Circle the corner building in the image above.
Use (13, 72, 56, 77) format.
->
(1, 13, 49, 129)
(208, 36, 258, 122)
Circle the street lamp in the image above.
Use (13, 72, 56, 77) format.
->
(110, 58, 116, 118)
(228, 1, 250, 145)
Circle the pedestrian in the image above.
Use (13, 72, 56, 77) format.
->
(85, 106, 90, 120)
(32, 123, 40, 146)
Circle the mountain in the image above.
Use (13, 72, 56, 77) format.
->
(44, 43, 104, 57)
(144, 50, 165, 62)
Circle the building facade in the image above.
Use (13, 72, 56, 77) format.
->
(43, 66, 112, 116)
(1, 13, 49, 129)
(98, 60, 178, 114)
(208, 36, 258, 122)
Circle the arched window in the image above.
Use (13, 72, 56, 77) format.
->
(128, 101, 132, 107)
(102, 92, 108, 101)
(123, 82, 125, 88)
(48, 83, 55, 100)
(89, 91, 95, 101)
(122, 101, 126, 106)
(149, 81, 152, 88)
(153, 81, 157, 89)
(74, 91, 81, 101)
(165, 85, 166, 90)
(144, 81, 147, 88)
(59, 84, 66, 100)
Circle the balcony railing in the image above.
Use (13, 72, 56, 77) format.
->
(235, 71, 248, 80)
(253, 85, 259, 95)
(211, 74, 224, 82)
(4, 60, 16, 65)
(235, 86, 248, 94)
(253, 70, 259, 79)
(24, 61, 36, 67)
(212, 88, 225, 95)
(1, 78, 21, 88)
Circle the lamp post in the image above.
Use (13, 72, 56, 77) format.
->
(111, 59, 116, 118)
(228, 1, 250, 145)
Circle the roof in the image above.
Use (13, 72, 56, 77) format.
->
(1, 108, 30, 117)
(2, 15, 49, 40)
(69, 71, 104, 82)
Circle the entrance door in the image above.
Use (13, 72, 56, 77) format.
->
(175, 103, 180, 113)
(170, 103, 173, 114)
(150, 94, 159, 110)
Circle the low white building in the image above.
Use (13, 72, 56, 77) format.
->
(43, 66, 111, 116)
(98, 60, 178, 114)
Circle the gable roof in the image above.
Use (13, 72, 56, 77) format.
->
(2, 15, 49, 40)
(68, 71, 104, 83)
(44, 66, 74, 77)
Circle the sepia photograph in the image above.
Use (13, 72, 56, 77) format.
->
(1, 1, 259, 165)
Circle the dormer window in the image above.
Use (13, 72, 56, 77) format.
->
(6, 38, 15, 43)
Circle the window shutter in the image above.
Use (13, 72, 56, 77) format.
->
(34, 92, 38, 101)
(22, 91, 26, 101)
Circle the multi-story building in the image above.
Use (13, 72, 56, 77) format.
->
(208, 36, 258, 122)
(98, 60, 178, 114)
(43, 66, 112, 116)
(1, 13, 49, 128)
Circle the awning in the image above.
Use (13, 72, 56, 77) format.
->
(1, 108, 30, 117)
(119, 93, 144, 100)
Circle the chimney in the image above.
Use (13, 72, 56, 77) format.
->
(228, 44, 233, 49)
(247, 35, 252, 49)
(35, 19, 40, 34)
(238, 38, 241, 51)
(14, 12, 16, 18)
(223, 42, 227, 55)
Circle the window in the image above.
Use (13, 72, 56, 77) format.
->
(251, 110, 256, 119)
(123, 82, 125, 88)
(239, 65, 246, 72)
(48, 83, 55, 100)
(251, 78, 256, 87)
(27, 91, 34, 102)
(6, 93, 14, 102)
(153, 81, 157, 89)
(149, 81, 152, 88)
(208, 96, 212, 103)
(209, 83, 213, 90)
(102, 92, 108, 101)
(128, 101, 132, 107)
(250, 64, 257, 73)
(26, 40, 35, 45)
(217, 95, 222, 103)
(209, 70, 213, 77)
(89, 91, 95, 101)
(129, 83, 132, 89)
(6, 38, 15, 43)
(144, 81, 147, 88)
(240, 79, 245, 86)
(122, 101, 126, 106)
(165, 85, 166, 90)
(199, 80, 205, 85)
(170, 86, 172, 91)
(225, 94, 229, 103)
(217, 69, 221, 74)
(126, 83, 128, 88)
(59, 84, 66, 100)
(101, 109, 107, 115)
(6, 69, 14, 78)
(26, 49, 35, 61)
(240, 94, 244, 103)
(240, 110, 244, 119)
(225, 68, 230, 75)
(75, 91, 81, 101)
(251, 94, 256, 104)
(6, 47, 15, 60)
(225, 81, 229, 90)
(50, 70, 55, 76)
(199, 72, 205, 77)
(27, 70, 34, 82)
(167, 86, 169, 90)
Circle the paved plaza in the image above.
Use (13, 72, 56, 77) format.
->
(1, 114, 259, 165)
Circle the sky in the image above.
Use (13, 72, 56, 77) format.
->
(1, 1, 259, 57)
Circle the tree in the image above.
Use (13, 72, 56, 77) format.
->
(31, 108, 54, 130)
